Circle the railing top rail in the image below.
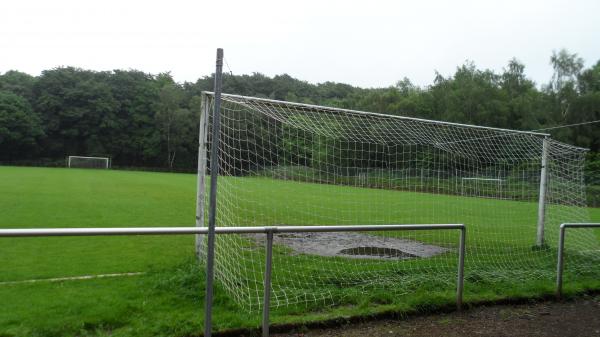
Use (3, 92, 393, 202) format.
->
(0, 224, 465, 238)
(560, 223, 600, 229)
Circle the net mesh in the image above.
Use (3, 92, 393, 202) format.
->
(199, 93, 598, 311)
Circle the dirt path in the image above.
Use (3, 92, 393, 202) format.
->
(273, 295, 600, 337)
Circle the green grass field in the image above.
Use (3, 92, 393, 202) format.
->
(1, 166, 599, 337)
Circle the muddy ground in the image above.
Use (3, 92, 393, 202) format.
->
(246, 232, 448, 259)
(272, 295, 600, 337)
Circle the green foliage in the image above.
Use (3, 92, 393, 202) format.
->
(586, 152, 600, 207)
(156, 82, 195, 169)
(549, 49, 585, 94)
(0, 91, 43, 160)
(0, 70, 36, 101)
(0, 51, 599, 174)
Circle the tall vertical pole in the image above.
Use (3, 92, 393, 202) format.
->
(204, 48, 223, 337)
(536, 136, 549, 247)
(195, 93, 210, 260)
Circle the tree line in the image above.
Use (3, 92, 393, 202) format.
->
(0, 49, 599, 175)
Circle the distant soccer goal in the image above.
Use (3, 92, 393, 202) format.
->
(196, 92, 596, 311)
(67, 156, 110, 169)
(460, 177, 505, 199)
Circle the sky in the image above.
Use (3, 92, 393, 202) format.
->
(1, 0, 599, 88)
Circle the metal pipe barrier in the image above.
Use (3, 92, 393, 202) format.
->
(0, 224, 466, 337)
(556, 223, 600, 299)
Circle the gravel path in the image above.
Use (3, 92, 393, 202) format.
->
(273, 295, 600, 337)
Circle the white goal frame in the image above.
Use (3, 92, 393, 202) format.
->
(67, 156, 111, 169)
(460, 177, 506, 198)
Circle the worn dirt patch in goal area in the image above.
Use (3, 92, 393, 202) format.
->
(247, 232, 449, 259)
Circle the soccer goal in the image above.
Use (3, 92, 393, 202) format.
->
(195, 92, 596, 311)
(460, 177, 505, 199)
(67, 156, 110, 169)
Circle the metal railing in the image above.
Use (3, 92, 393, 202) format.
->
(0, 224, 466, 337)
(556, 223, 600, 298)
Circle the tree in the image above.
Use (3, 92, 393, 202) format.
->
(0, 70, 36, 102)
(578, 60, 600, 94)
(156, 82, 190, 169)
(428, 62, 509, 128)
(107, 70, 161, 166)
(549, 49, 584, 93)
(33, 67, 118, 158)
(0, 53, 597, 170)
(547, 49, 585, 120)
(500, 59, 545, 130)
(0, 91, 43, 160)
(501, 59, 530, 96)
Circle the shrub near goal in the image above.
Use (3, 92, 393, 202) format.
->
(196, 92, 598, 311)
(67, 156, 110, 169)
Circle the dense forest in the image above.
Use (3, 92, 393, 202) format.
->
(1, 49, 599, 184)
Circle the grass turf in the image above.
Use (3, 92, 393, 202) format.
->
(0, 166, 599, 336)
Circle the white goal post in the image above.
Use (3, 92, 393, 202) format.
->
(67, 156, 110, 169)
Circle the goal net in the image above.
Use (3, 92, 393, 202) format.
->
(67, 156, 110, 169)
(197, 92, 598, 311)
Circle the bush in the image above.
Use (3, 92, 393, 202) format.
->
(587, 185, 600, 208)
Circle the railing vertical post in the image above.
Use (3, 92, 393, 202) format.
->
(263, 230, 274, 337)
(457, 226, 465, 310)
(556, 224, 567, 298)
(555, 223, 600, 299)
(536, 136, 549, 247)
(204, 48, 224, 337)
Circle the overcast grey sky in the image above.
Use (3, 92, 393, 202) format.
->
(1, 0, 598, 88)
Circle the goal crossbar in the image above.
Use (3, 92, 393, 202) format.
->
(202, 91, 550, 137)
(68, 156, 109, 160)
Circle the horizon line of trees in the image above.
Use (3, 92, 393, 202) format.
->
(0, 49, 599, 178)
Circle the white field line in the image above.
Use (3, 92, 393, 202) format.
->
(0, 272, 145, 285)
